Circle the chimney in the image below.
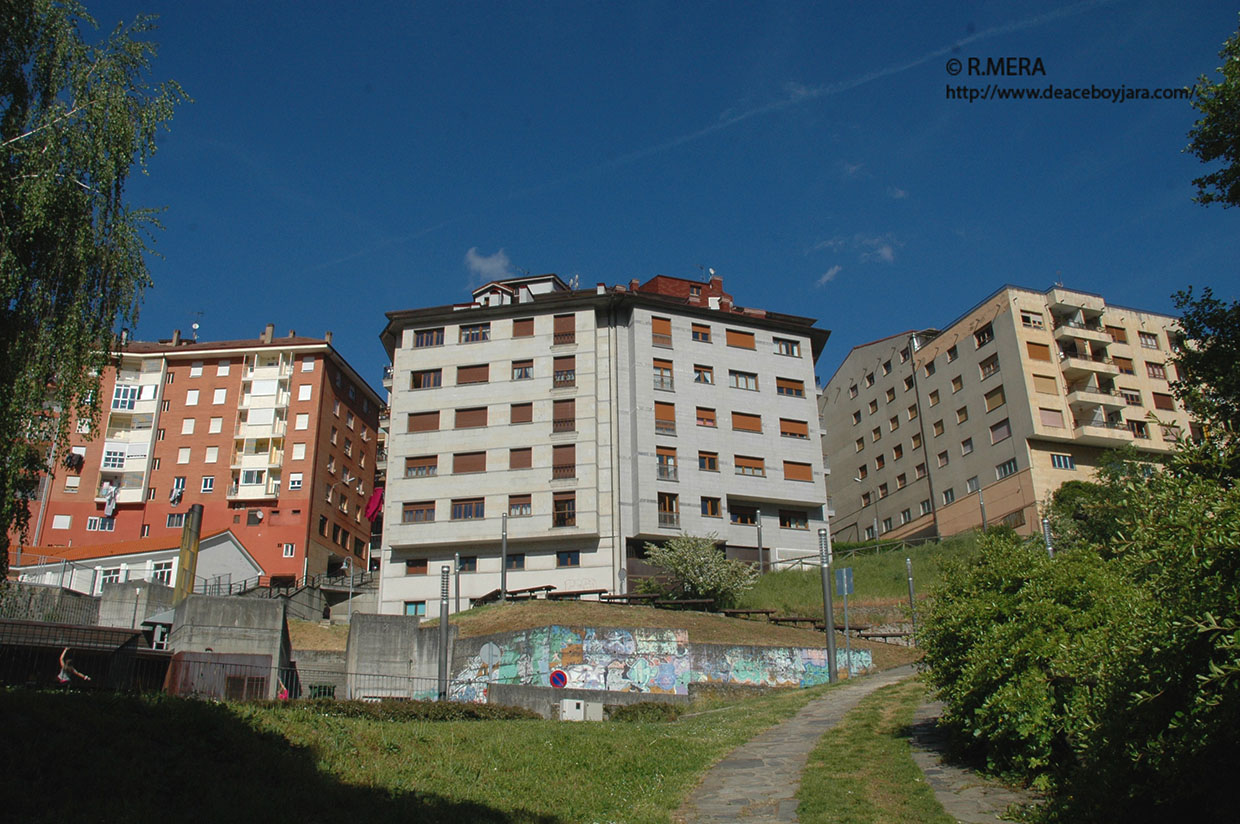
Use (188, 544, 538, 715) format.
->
(324, 331, 333, 345)
(171, 329, 181, 346)
(629, 278, 640, 291)
(261, 323, 274, 344)
(288, 329, 296, 338)
(709, 274, 723, 290)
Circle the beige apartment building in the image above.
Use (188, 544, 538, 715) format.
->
(819, 285, 1194, 542)
(377, 274, 830, 616)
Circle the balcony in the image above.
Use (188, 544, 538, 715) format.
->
(1066, 384, 1125, 409)
(654, 421, 676, 436)
(375, 448, 387, 471)
(652, 333, 672, 348)
(1047, 287, 1105, 315)
(378, 406, 390, 430)
(1072, 418, 1135, 446)
(658, 511, 681, 528)
(657, 465, 678, 481)
(552, 417, 575, 433)
(234, 418, 288, 439)
(227, 480, 281, 501)
(551, 463, 576, 480)
(1053, 319, 1111, 345)
(382, 365, 393, 389)
(553, 331, 576, 346)
(553, 370, 576, 388)
(231, 449, 285, 470)
(653, 376, 674, 392)
(1059, 352, 1118, 379)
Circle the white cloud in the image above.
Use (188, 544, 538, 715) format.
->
(887, 187, 909, 199)
(816, 265, 843, 287)
(842, 161, 866, 179)
(862, 244, 896, 264)
(464, 247, 515, 283)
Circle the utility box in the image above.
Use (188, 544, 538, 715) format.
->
(559, 698, 603, 721)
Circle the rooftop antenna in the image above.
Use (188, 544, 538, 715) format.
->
(190, 311, 203, 341)
(568, 273, 580, 290)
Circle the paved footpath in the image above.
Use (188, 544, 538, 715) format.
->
(676, 666, 1038, 823)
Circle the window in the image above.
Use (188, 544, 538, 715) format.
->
(903, 376, 914, 392)
(735, 455, 765, 477)
(1033, 374, 1058, 395)
(776, 377, 805, 398)
(932, 420, 944, 437)
(1021, 311, 1044, 329)
(103, 449, 125, 469)
(1129, 420, 1150, 438)
(1138, 331, 1159, 349)
(451, 498, 485, 520)
(458, 556, 477, 572)
(893, 444, 903, 460)
(455, 364, 490, 385)
(1113, 356, 1135, 375)
(553, 314, 575, 344)
(211, 387, 227, 406)
(512, 318, 534, 338)
(979, 354, 1000, 378)
(241, 469, 265, 486)
(66, 476, 81, 493)
(459, 323, 490, 343)
(405, 558, 429, 575)
(506, 358, 533, 381)
(552, 444, 576, 479)
(86, 517, 115, 533)
(402, 502, 435, 523)
(729, 370, 759, 391)
(855, 437, 865, 452)
(888, 415, 900, 432)
(330, 426, 338, 445)
(552, 356, 576, 387)
(509, 448, 532, 470)
(852, 410, 862, 425)
(1120, 388, 1142, 406)
(966, 476, 980, 493)
(866, 372, 876, 386)
(784, 461, 813, 482)
(552, 399, 575, 432)
(217, 361, 231, 376)
(956, 406, 968, 424)
(405, 456, 438, 478)
(698, 451, 718, 472)
(692, 323, 711, 343)
(732, 412, 762, 433)
(911, 432, 922, 449)
(857, 465, 868, 480)
(453, 451, 486, 474)
(901, 508, 912, 524)
(907, 404, 918, 421)
(872, 426, 882, 442)
(201, 476, 214, 493)
(900, 347, 910, 363)
(864, 526, 876, 540)
(160, 399, 170, 412)
(725, 329, 755, 349)
(295, 413, 309, 430)
(984, 385, 1006, 412)
(849, 384, 859, 398)
(1146, 362, 1167, 380)
(509, 494, 532, 517)
(996, 458, 1018, 479)
(185, 389, 199, 406)
(896, 473, 907, 489)
(961, 437, 974, 455)
(455, 407, 487, 429)
(657, 492, 680, 527)
(288, 472, 303, 490)
(404, 601, 427, 617)
(868, 400, 879, 414)
(652, 316, 672, 347)
(920, 499, 932, 516)
(111, 385, 139, 410)
(553, 492, 576, 527)
(928, 390, 940, 408)
(885, 387, 896, 403)
(1153, 392, 1176, 411)
(693, 364, 714, 384)
(508, 402, 533, 424)
(410, 369, 442, 389)
(181, 418, 195, 435)
(177, 447, 191, 464)
(774, 337, 801, 357)
(779, 509, 809, 529)
(654, 402, 676, 435)
(556, 549, 580, 566)
(505, 554, 525, 570)
(653, 358, 674, 391)
(291, 443, 306, 461)
(1107, 325, 1128, 343)
(780, 418, 809, 439)
(730, 505, 757, 525)
(949, 344, 962, 362)
(937, 450, 949, 468)
(924, 361, 936, 377)
(915, 462, 927, 479)
(167, 513, 186, 528)
(701, 497, 721, 517)
(990, 418, 1012, 443)
(974, 323, 994, 347)
(414, 327, 445, 347)
(696, 407, 716, 427)
(942, 487, 955, 505)
(882, 359, 892, 375)
(1026, 341, 1052, 362)
(1051, 453, 1076, 470)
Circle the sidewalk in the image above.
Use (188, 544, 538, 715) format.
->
(676, 666, 1038, 823)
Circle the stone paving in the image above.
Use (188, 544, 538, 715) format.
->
(675, 666, 1040, 823)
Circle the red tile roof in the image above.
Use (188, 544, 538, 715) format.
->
(9, 529, 237, 567)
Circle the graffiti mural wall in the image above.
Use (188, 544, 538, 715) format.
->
(449, 624, 871, 702)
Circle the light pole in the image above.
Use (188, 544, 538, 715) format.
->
(343, 556, 354, 624)
(978, 488, 988, 533)
(756, 520, 765, 573)
(500, 512, 509, 601)
(817, 528, 838, 683)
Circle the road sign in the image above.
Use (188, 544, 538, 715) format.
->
(549, 669, 568, 689)
(835, 567, 854, 596)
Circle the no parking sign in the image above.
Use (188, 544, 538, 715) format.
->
(550, 670, 568, 689)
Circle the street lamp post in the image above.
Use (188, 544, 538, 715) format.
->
(500, 512, 509, 601)
(817, 528, 838, 683)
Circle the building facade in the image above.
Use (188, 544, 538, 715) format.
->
(23, 326, 382, 580)
(377, 274, 830, 616)
(820, 285, 1194, 541)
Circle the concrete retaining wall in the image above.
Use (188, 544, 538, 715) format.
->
(0, 582, 99, 625)
(489, 681, 693, 718)
(345, 613, 454, 701)
(98, 581, 176, 629)
(292, 648, 347, 699)
(168, 595, 291, 699)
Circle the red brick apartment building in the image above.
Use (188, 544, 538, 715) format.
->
(19, 325, 382, 582)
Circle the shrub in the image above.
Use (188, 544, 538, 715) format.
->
(641, 533, 758, 608)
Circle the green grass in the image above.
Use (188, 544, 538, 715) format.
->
(3, 681, 847, 824)
(739, 534, 980, 618)
(797, 679, 955, 824)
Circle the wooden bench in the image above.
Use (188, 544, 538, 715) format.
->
(598, 593, 659, 604)
(721, 608, 775, 620)
(770, 616, 819, 627)
(545, 588, 609, 601)
(509, 584, 557, 598)
(654, 598, 715, 611)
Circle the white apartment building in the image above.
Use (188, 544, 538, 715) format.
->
(377, 274, 831, 616)
(820, 284, 1195, 542)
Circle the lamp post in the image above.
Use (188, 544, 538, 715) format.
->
(817, 528, 838, 683)
(978, 488, 988, 533)
(500, 512, 509, 601)
(756, 519, 765, 573)
(343, 556, 354, 624)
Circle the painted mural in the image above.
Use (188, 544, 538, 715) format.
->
(449, 624, 873, 702)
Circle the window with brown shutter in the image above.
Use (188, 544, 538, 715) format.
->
(511, 402, 533, 424)
(775, 377, 805, 397)
(509, 448, 532, 469)
(985, 385, 1006, 412)
(552, 444, 575, 479)
(553, 314, 575, 344)
(732, 412, 762, 432)
(654, 401, 676, 434)
(1026, 342, 1052, 362)
(553, 398, 575, 432)
(691, 323, 711, 343)
(784, 461, 813, 482)
(725, 329, 755, 349)
(651, 316, 672, 347)
(513, 318, 534, 337)
(457, 363, 489, 384)
(405, 558, 428, 574)
(735, 455, 765, 476)
(1032, 374, 1058, 395)
(696, 407, 716, 427)
(404, 455, 437, 478)
(1153, 392, 1176, 411)
(1113, 356, 1135, 374)
(1039, 408, 1064, 428)
(453, 452, 486, 473)
(455, 407, 487, 428)
(780, 418, 809, 438)
(553, 491, 576, 527)
(554, 355, 575, 387)
(408, 411, 439, 432)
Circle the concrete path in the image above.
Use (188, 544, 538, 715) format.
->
(676, 665, 916, 823)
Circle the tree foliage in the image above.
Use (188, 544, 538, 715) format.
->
(1186, 15, 1240, 207)
(1171, 286, 1240, 435)
(0, 0, 185, 571)
(640, 533, 758, 609)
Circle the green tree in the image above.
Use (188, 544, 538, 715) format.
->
(1171, 286, 1240, 436)
(640, 533, 758, 608)
(1, 0, 185, 573)
(1186, 15, 1240, 207)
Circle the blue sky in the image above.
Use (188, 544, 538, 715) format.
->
(90, 0, 1239, 389)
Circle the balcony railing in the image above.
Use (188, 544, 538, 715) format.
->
(551, 463, 575, 480)
(657, 465, 678, 481)
(654, 421, 676, 435)
(553, 509, 576, 528)
(1055, 319, 1104, 332)
(658, 511, 680, 528)
(652, 333, 673, 348)
(553, 332, 575, 345)
(653, 376, 674, 391)
(553, 370, 576, 388)
(552, 418, 575, 433)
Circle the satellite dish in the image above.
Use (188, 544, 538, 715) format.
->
(708, 268, 715, 276)
(254, 511, 263, 521)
